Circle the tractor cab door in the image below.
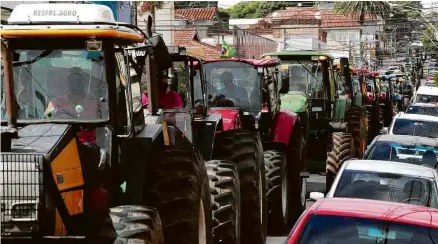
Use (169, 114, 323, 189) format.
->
(308, 60, 331, 129)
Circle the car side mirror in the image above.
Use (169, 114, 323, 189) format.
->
(380, 127, 389, 134)
(309, 192, 325, 201)
(279, 77, 289, 94)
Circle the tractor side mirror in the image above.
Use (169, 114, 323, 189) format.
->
(340, 57, 350, 76)
(309, 192, 325, 201)
(279, 76, 289, 94)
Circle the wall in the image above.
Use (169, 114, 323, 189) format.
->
(327, 28, 360, 45)
(194, 19, 213, 39)
(138, 2, 174, 45)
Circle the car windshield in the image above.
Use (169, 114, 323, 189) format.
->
(406, 105, 438, 116)
(416, 94, 438, 104)
(278, 60, 322, 94)
(392, 118, 438, 138)
(201, 61, 261, 112)
(1, 49, 108, 122)
(333, 169, 437, 207)
(297, 214, 438, 244)
(367, 141, 438, 166)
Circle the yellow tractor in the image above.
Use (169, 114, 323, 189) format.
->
(0, 3, 236, 244)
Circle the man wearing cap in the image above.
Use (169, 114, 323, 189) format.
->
(141, 74, 183, 109)
(45, 67, 104, 143)
(219, 71, 248, 101)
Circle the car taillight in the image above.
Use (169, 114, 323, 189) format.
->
(379, 92, 386, 101)
(366, 92, 374, 102)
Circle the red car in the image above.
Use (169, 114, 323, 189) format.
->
(287, 198, 438, 244)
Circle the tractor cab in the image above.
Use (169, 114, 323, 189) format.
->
(199, 58, 282, 131)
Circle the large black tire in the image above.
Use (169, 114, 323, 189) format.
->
(212, 130, 267, 244)
(287, 130, 306, 225)
(345, 106, 367, 159)
(205, 160, 241, 244)
(326, 132, 354, 192)
(366, 106, 380, 143)
(264, 150, 288, 236)
(109, 205, 163, 244)
(144, 148, 213, 244)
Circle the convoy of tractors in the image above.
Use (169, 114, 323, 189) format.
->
(0, 3, 406, 244)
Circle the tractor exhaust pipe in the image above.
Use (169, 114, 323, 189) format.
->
(1, 40, 18, 152)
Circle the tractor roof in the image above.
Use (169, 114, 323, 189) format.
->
(261, 51, 334, 60)
(0, 4, 145, 44)
(203, 58, 280, 67)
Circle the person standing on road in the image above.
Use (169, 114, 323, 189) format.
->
(141, 74, 183, 109)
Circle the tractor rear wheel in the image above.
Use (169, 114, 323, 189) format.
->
(109, 205, 163, 244)
(205, 160, 241, 244)
(264, 150, 288, 236)
(145, 148, 213, 244)
(213, 130, 267, 244)
(326, 132, 354, 191)
(287, 132, 306, 224)
(345, 107, 367, 159)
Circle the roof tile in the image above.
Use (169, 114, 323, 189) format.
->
(173, 28, 220, 59)
(174, 7, 217, 20)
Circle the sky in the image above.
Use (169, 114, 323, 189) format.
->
(218, 0, 436, 9)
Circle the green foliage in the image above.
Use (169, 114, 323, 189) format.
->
(174, 1, 218, 9)
(422, 25, 438, 54)
(333, 1, 391, 25)
(176, 63, 187, 97)
(435, 72, 438, 87)
(225, 1, 304, 19)
(387, 1, 422, 24)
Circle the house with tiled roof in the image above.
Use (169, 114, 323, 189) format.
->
(173, 28, 221, 59)
(174, 7, 217, 39)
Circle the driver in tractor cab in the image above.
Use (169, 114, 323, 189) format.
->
(141, 73, 183, 109)
(219, 71, 249, 101)
(45, 67, 103, 144)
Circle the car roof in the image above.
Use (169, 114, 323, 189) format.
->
(309, 198, 438, 228)
(410, 102, 438, 107)
(417, 86, 438, 95)
(343, 160, 436, 178)
(396, 113, 438, 122)
(374, 134, 438, 146)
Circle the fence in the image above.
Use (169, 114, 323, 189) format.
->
(233, 27, 278, 59)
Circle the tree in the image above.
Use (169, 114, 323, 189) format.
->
(225, 1, 307, 19)
(387, 1, 422, 25)
(333, 1, 391, 25)
(422, 24, 438, 54)
(174, 1, 218, 9)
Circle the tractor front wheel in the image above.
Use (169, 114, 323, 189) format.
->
(145, 149, 213, 244)
(206, 160, 241, 244)
(326, 132, 354, 191)
(108, 205, 164, 244)
(213, 130, 267, 244)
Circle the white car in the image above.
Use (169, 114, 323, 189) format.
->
(310, 160, 438, 208)
(412, 86, 438, 104)
(405, 102, 438, 116)
(426, 80, 436, 87)
(386, 112, 438, 138)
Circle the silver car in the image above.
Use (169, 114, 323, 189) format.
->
(310, 160, 438, 208)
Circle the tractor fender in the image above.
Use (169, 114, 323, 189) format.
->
(192, 113, 223, 161)
(209, 108, 241, 132)
(272, 109, 300, 146)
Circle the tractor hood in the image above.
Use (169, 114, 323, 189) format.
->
(280, 91, 307, 113)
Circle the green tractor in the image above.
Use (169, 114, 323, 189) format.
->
(262, 51, 367, 190)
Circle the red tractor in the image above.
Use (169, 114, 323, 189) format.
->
(197, 58, 309, 238)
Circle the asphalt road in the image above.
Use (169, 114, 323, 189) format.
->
(266, 173, 326, 244)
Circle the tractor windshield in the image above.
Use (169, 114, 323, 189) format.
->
(279, 60, 322, 94)
(201, 61, 261, 111)
(1, 48, 108, 123)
